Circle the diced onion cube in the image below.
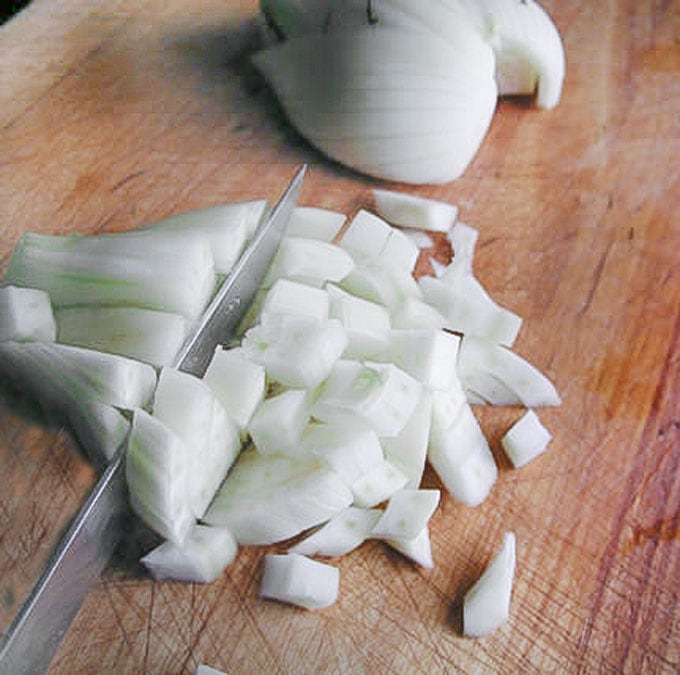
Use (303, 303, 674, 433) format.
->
(0, 285, 56, 342)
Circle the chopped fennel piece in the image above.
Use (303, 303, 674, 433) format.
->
(372, 189, 458, 233)
(0, 285, 56, 342)
(140, 199, 267, 273)
(326, 284, 391, 360)
(288, 506, 382, 557)
(260, 278, 330, 322)
(242, 314, 347, 389)
(428, 403, 498, 507)
(55, 306, 190, 367)
(390, 296, 448, 331)
(339, 209, 393, 259)
(383, 526, 434, 569)
(260, 553, 339, 610)
(204, 448, 353, 545)
(5, 231, 216, 320)
(248, 389, 310, 456)
(385, 329, 461, 391)
(152, 367, 240, 519)
(203, 346, 265, 430)
(381, 228, 420, 273)
(445, 221, 479, 277)
(67, 401, 130, 466)
(197, 665, 227, 675)
(0, 341, 157, 411)
(301, 422, 384, 486)
(351, 459, 409, 508)
(403, 230, 434, 250)
(457, 336, 561, 407)
(262, 236, 354, 287)
(340, 254, 422, 311)
(463, 532, 517, 637)
(141, 524, 237, 583)
(126, 408, 194, 545)
(419, 274, 522, 347)
(285, 206, 346, 241)
(502, 409, 552, 468)
(381, 390, 432, 489)
(312, 360, 422, 438)
(371, 489, 440, 541)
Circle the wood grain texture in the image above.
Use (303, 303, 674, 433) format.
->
(1, 0, 679, 672)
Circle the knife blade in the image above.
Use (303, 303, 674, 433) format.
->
(0, 165, 306, 674)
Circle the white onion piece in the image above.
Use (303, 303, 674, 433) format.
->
(288, 506, 382, 557)
(196, 665, 226, 675)
(340, 210, 393, 259)
(463, 532, 516, 636)
(390, 296, 448, 331)
(141, 524, 237, 583)
(260, 553, 339, 609)
(0, 285, 56, 342)
(461, 0, 566, 108)
(502, 409, 552, 468)
(253, 27, 498, 184)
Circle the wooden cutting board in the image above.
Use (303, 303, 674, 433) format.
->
(1, 1, 679, 672)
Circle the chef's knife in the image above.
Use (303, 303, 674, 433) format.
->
(0, 164, 307, 675)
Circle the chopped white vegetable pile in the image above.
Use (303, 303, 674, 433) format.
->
(1, 190, 561, 635)
(256, 0, 565, 184)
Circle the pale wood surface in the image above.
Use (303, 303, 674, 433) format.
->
(1, 1, 679, 673)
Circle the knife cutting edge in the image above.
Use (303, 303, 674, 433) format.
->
(0, 164, 307, 675)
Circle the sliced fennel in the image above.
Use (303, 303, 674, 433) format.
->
(373, 189, 459, 233)
(502, 409, 552, 468)
(202, 346, 266, 430)
(383, 525, 434, 569)
(288, 506, 382, 558)
(55, 306, 190, 367)
(457, 335, 561, 407)
(260, 553, 340, 609)
(139, 199, 267, 273)
(286, 206, 346, 241)
(0, 341, 157, 411)
(0, 285, 56, 342)
(126, 408, 195, 545)
(5, 231, 216, 320)
(370, 489, 440, 541)
(463, 531, 516, 636)
(204, 448, 353, 545)
(152, 367, 240, 519)
(141, 524, 238, 583)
